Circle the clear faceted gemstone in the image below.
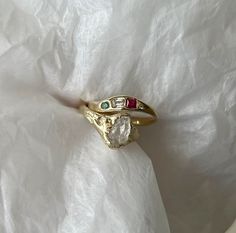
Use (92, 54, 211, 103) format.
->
(111, 97, 126, 108)
(107, 116, 131, 147)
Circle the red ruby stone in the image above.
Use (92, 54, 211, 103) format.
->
(126, 98, 137, 109)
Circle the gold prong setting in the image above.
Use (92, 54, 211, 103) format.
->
(86, 109, 139, 148)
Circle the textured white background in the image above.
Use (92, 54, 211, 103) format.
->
(0, 0, 236, 233)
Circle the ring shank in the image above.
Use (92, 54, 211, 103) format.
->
(87, 96, 157, 126)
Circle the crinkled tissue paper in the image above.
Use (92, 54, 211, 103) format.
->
(0, 0, 236, 233)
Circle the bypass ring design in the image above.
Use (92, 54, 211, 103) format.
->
(79, 96, 157, 149)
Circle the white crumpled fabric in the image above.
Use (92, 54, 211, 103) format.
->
(0, 0, 236, 233)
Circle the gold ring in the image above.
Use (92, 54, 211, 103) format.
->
(88, 95, 157, 126)
(79, 96, 157, 149)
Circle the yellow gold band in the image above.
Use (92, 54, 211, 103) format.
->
(87, 95, 157, 126)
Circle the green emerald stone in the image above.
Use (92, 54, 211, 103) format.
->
(101, 101, 109, 109)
